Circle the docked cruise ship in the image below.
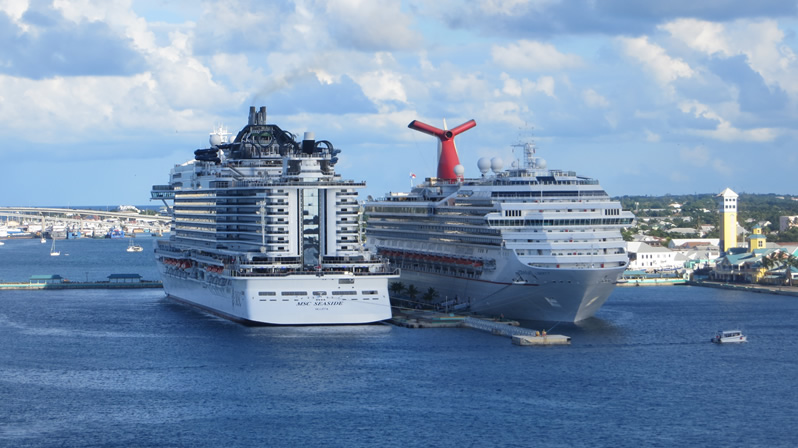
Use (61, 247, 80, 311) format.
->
(364, 119, 634, 322)
(151, 106, 397, 325)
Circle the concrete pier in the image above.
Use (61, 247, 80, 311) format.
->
(512, 334, 571, 346)
(388, 308, 571, 345)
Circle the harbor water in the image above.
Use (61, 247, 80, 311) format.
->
(1, 238, 797, 447)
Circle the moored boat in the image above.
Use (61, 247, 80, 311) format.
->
(150, 106, 398, 325)
(364, 119, 634, 322)
(711, 330, 747, 344)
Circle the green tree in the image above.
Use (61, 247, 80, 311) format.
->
(406, 284, 419, 303)
(388, 281, 405, 297)
(422, 287, 439, 304)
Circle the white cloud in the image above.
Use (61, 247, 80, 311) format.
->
(663, 18, 798, 96)
(323, 0, 422, 50)
(583, 88, 609, 108)
(679, 100, 777, 142)
(491, 40, 583, 71)
(660, 19, 730, 56)
(477, 0, 555, 15)
(353, 70, 407, 104)
(619, 36, 694, 85)
(644, 129, 660, 142)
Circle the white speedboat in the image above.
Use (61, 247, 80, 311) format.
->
(711, 330, 747, 344)
(127, 239, 143, 252)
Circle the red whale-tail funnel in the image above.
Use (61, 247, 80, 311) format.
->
(408, 119, 476, 181)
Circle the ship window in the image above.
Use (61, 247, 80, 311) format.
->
(281, 291, 308, 296)
(258, 291, 276, 296)
(312, 291, 327, 296)
(302, 188, 321, 269)
(338, 279, 355, 284)
(362, 290, 378, 295)
(332, 290, 357, 295)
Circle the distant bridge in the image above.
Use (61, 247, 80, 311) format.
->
(0, 207, 170, 236)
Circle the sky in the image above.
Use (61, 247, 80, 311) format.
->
(1, 0, 798, 207)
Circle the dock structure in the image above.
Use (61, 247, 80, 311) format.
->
(0, 274, 162, 290)
(462, 317, 571, 345)
(388, 309, 570, 345)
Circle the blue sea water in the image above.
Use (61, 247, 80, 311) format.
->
(1, 239, 797, 447)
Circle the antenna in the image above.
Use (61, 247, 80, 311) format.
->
(408, 119, 476, 181)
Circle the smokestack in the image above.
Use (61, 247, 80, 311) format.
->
(258, 106, 267, 124)
(248, 106, 256, 125)
(302, 131, 316, 154)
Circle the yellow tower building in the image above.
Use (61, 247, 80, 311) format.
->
(717, 188, 738, 253)
(748, 225, 766, 252)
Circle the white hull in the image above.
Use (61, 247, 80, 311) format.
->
(399, 264, 623, 322)
(384, 244, 625, 322)
(158, 261, 393, 325)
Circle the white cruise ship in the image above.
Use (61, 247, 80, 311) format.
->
(151, 106, 398, 325)
(364, 119, 634, 322)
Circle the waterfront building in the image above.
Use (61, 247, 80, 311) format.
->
(626, 242, 685, 272)
(748, 225, 767, 252)
(780, 215, 798, 232)
(717, 188, 738, 253)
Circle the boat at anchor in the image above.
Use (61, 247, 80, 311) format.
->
(364, 119, 634, 322)
(151, 106, 398, 325)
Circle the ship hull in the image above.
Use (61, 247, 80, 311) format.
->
(396, 254, 624, 322)
(157, 261, 393, 325)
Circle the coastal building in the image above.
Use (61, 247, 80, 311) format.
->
(780, 216, 798, 232)
(710, 249, 769, 283)
(748, 225, 767, 252)
(627, 242, 685, 272)
(717, 188, 738, 253)
(29, 275, 64, 285)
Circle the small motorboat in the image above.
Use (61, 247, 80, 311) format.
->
(711, 330, 747, 344)
(126, 239, 143, 252)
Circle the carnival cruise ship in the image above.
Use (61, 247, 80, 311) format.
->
(151, 106, 397, 325)
(364, 119, 634, 322)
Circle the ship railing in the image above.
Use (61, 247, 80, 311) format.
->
(231, 179, 366, 188)
(230, 267, 399, 278)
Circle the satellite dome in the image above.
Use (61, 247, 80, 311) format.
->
(210, 134, 222, 146)
(454, 164, 465, 177)
(477, 157, 491, 174)
(490, 157, 504, 173)
(535, 157, 547, 169)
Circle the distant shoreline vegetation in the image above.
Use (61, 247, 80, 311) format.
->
(616, 193, 798, 243)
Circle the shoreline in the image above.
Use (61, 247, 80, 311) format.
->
(0, 281, 162, 290)
(687, 280, 798, 297)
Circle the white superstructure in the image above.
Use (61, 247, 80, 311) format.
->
(365, 120, 634, 322)
(151, 106, 397, 325)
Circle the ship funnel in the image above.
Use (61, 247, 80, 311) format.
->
(302, 131, 316, 154)
(408, 119, 476, 181)
(248, 106, 256, 125)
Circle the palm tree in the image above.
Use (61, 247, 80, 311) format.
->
(762, 251, 798, 286)
(422, 287, 439, 307)
(388, 281, 405, 297)
(783, 254, 798, 287)
(406, 284, 419, 306)
(388, 281, 406, 307)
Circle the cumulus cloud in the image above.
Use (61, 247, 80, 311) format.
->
(324, 0, 422, 51)
(619, 36, 694, 85)
(0, 3, 146, 79)
(491, 40, 583, 71)
(583, 88, 609, 108)
(663, 18, 798, 97)
(679, 100, 777, 142)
